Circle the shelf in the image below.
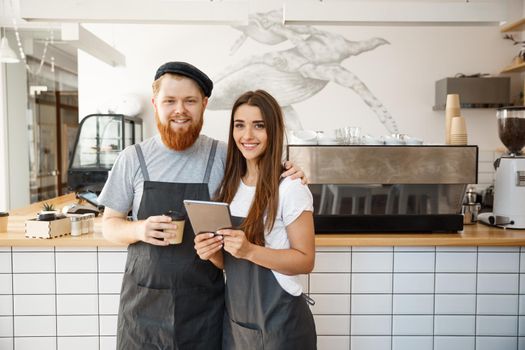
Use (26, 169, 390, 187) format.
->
(500, 18, 525, 33)
(501, 60, 525, 74)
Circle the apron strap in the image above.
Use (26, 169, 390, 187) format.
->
(203, 140, 218, 183)
(134, 144, 150, 182)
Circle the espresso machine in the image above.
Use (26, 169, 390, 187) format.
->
(481, 107, 525, 228)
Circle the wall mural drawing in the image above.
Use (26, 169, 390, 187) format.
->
(207, 9, 400, 134)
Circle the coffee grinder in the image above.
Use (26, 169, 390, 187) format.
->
(488, 107, 525, 228)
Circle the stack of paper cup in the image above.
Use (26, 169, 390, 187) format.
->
(445, 94, 461, 144)
(450, 115, 468, 145)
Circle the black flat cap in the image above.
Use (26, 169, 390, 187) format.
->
(154, 61, 213, 97)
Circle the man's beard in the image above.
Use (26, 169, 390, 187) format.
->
(155, 112, 203, 151)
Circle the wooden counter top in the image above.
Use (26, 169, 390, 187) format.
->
(1, 194, 525, 247)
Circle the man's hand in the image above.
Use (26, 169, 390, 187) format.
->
(136, 215, 180, 246)
(281, 160, 308, 184)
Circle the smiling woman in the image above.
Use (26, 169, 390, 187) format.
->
(195, 89, 317, 349)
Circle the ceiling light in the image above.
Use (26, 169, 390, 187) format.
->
(0, 30, 20, 63)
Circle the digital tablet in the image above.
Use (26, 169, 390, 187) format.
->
(183, 200, 233, 235)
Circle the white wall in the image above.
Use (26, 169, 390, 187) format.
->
(78, 3, 522, 152)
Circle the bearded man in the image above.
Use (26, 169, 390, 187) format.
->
(98, 62, 304, 350)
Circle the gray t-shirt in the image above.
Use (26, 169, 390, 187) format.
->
(98, 134, 227, 220)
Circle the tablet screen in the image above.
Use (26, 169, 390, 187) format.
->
(183, 200, 233, 234)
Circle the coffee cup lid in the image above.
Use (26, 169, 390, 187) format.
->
(164, 210, 185, 221)
(0, 212, 8, 217)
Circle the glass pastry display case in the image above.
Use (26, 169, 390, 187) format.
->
(67, 114, 143, 193)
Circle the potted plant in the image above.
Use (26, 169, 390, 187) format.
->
(37, 202, 60, 221)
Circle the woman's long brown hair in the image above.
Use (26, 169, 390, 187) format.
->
(215, 90, 285, 246)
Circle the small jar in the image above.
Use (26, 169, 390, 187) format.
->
(81, 215, 89, 235)
(70, 216, 82, 236)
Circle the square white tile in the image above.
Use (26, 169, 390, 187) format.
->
(0, 253, 11, 273)
(392, 315, 433, 335)
(58, 336, 99, 350)
(317, 336, 350, 350)
(14, 295, 55, 315)
(352, 252, 393, 272)
(57, 294, 98, 315)
(394, 247, 434, 252)
(435, 295, 476, 315)
(55, 247, 96, 252)
(310, 294, 350, 315)
(316, 247, 351, 252)
(15, 337, 55, 350)
(14, 315, 56, 336)
(12, 252, 54, 273)
(100, 315, 118, 336)
(478, 247, 519, 253)
(393, 295, 433, 314)
(478, 252, 519, 273)
(352, 247, 393, 252)
(351, 315, 391, 335)
(393, 336, 433, 350)
(12, 247, 53, 252)
(352, 274, 392, 294)
(0, 274, 12, 294)
(99, 294, 120, 315)
(434, 336, 474, 350)
(476, 315, 517, 336)
(56, 273, 98, 294)
(13, 273, 55, 294)
(98, 252, 128, 273)
(435, 252, 477, 273)
(476, 336, 517, 350)
(57, 315, 99, 336)
(99, 273, 123, 294)
(310, 273, 350, 294)
(435, 273, 476, 294)
(313, 252, 351, 273)
(477, 274, 518, 294)
(351, 294, 392, 314)
(436, 247, 476, 252)
(0, 338, 13, 350)
(434, 315, 475, 336)
(351, 335, 391, 350)
(0, 295, 12, 316)
(393, 274, 434, 294)
(56, 252, 98, 273)
(394, 252, 434, 273)
(0, 316, 13, 336)
(314, 315, 350, 335)
(477, 295, 518, 315)
(100, 336, 117, 350)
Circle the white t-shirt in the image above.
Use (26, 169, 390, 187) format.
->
(229, 177, 314, 296)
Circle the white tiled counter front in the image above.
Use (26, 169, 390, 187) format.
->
(0, 246, 126, 350)
(305, 246, 525, 350)
(1, 245, 525, 350)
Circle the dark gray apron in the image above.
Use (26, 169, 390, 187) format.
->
(117, 141, 224, 350)
(223, 216, 317, 350)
